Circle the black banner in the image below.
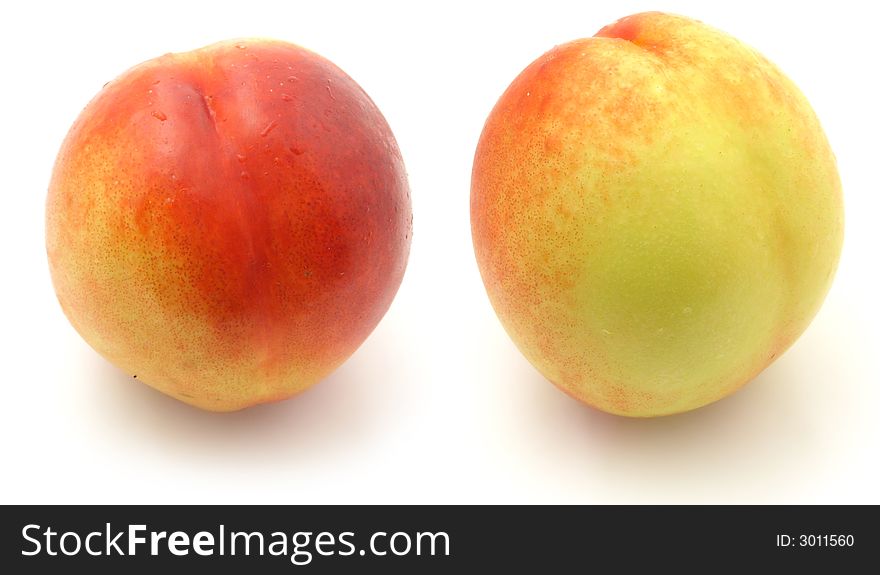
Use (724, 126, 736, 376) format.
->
(1, 505, 876, 571)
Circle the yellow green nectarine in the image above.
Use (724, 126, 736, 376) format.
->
(471, 12, 843, 416)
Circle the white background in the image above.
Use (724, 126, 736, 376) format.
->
(2, 0, 878, 504)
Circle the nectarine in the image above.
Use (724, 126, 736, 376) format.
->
(47, 39, 411, 411)
(471, 13, 843, 416)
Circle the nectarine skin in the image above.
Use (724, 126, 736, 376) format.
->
(47, 40, 411, 411)
(471, 13, 843, 416)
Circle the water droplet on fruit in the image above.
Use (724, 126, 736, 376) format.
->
(151, 110, 167, 121)
(240, 171, 250, 181)
(235, 43, 247, 49)
(280, 93, 293, 101)
(260, 120, 278, 137)
(236, 153, 247, 163)
(287, 75, 298, 82)
(290, 145, 304, 155)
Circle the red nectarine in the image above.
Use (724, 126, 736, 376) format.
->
(47, 39, 412, 411)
